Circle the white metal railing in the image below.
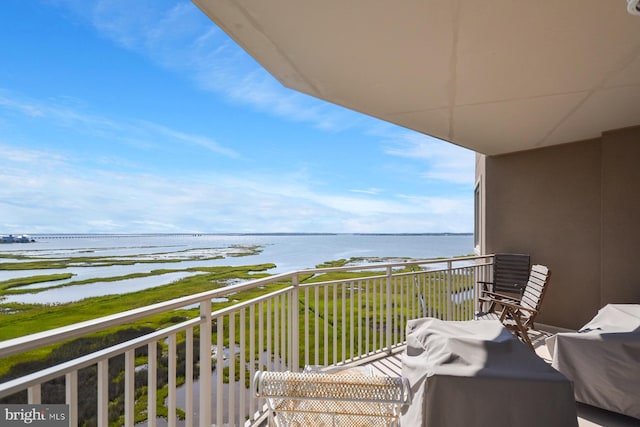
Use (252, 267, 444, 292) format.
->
(0, 255, 493, 427)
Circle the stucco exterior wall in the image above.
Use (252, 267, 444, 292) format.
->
(479, 126, 640, 329)
(601, 128, 640, 305)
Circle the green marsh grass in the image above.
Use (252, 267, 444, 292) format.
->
(0, 251, 475, 426)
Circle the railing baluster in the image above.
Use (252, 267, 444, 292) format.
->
(385, 267, 392, 352)
(97, 359, 108, 427)
(250, 303, 257, 421)
(124, 349, 135, 427)
(291, 275, 299, 371)
(438, 269, 442, 317)
(216, 316, 224, 427)
(341, 284, 346, 363)
(447, 260, 453, 320)
(436, 271, 441, 318)
(457, 267, 462, 319)
(281, 293, 287, 370)
(65, 371, 78, 427)
(424, 273, 429, 318)
(199, 299, 212, 427)
(411, 274, 415, 321)
(239, 308, 246, 425)
(332, 284, 337, 365)
(314, 286, 319, 366)
(304, 286, 309, 368)
(357, 280, 362, 359)
(393, 276, 398, 345)
(350, 281, 355, 361)
(443, 270, 447, 319)
(394, 276, 398, 345)
(399, 276, 405, 344)
(324, 283, 329, 365)
(454, 267, 460, 320)
(460, 268, 464, 319)
(392, 276, 397, 346)
(372, 278, 377, 352)
(365, 280, 370, 356)
(27, 385, 40, 404)
(380, 277, 385, 350)
(266, 299, 272, 372)
(460, 267, 464, 319)
(455, 267, 459, 319)
(185, 327, 194, 427)
(436, 270, 440, 317)
(168, 334, 177, 427)
(148, 341, 157, 427)
(417, 274, 422, 318)
(416, 273, 421, 318)
(229, 314, 235, 427)
(273, 297, 279, 371)
(457, 268, 467, 320)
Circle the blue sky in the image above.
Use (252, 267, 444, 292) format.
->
(0, 0, 474, 234)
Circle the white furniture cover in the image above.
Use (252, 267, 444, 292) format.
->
(546, 304, 640, 419)
(402, 318, 577, 427)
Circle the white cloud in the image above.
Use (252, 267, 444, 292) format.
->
(0, 145, 472, 233)
(0, 92, 122, 138)
(140, 121, 239, 158)
(50, 0, 366, 133)
(0, 92, 473, 234)
(349, 188, 384, 195)
(382, 131, 475, 185)
(0, 93, 45, 117)
(0, 91, 238, 159)
(0, 142, 67, 165)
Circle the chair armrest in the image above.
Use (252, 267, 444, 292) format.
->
(494, 299, 538, 315)
(478, 290, 520, 302)
(477, 280, 494, 292)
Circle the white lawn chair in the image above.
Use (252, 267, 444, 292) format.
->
(254, 370, 411, 427)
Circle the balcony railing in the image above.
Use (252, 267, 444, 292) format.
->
(0, 255, 493, 427)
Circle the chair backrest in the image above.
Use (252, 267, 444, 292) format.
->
(254, 370, 411, 427)
(519, 264, 551, 324)
(492, 253, 531, 294)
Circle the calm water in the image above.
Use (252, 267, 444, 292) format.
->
(0, 234, 473, 304)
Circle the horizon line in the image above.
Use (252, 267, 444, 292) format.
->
(17, 232, 473, 237)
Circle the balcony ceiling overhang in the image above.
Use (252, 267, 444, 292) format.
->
(193, 0, 640, 155)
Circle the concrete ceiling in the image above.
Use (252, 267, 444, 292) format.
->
(193, 0, 640, 155)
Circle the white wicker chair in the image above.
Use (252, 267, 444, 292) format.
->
(254, 370, 411, 427)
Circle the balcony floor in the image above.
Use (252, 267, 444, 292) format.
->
(361, 329, 638, 427)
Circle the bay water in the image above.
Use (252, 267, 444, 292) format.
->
(0, 233, 473, 304)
